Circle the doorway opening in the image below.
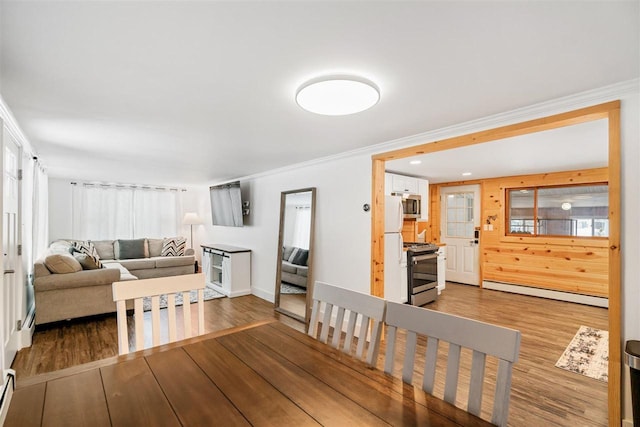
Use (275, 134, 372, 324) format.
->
(370, 101, 621, 425)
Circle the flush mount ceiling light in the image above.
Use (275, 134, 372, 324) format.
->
(296, 76, 380, 115)
(410, 160, 422, 165)
(561, 202, 572, 210)
(462, 172, 472, 176)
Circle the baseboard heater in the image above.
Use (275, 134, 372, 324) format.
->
(483, 281, 608, 308)
(0, 369, 16, 425)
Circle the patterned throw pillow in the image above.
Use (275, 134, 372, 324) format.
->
(161, 237, 186, 257)
(72, 241, 103, 268)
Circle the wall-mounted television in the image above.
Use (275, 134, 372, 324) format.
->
(210, 181, 244, 227)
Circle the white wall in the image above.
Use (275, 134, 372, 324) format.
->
(198, 154, 372, 301)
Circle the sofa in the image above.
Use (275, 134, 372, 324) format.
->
(33, 238, 195, 325)
(281, 245, 309, 288)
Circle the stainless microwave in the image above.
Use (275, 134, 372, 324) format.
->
(393, 193, 421, 218)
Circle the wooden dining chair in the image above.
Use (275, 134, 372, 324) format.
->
(383, 301, 521, 427)
(112, 273, 206, 355)
(308, 281, 386, 366)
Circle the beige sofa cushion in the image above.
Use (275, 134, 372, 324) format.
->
(44, 254, 82, 274)
(154, 255, 194, 268)
(74, 253, 101, 270)
(116, 258, 156, 270)
(92, 240, 115, 260)
(104, 262, 138, 281)
(147, 239, 164, 257)
(34, 267, 121, 292)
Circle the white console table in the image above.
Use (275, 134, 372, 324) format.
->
(201, 244, 251, 298)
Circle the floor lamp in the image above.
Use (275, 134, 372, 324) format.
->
(182, 212, 202, 249)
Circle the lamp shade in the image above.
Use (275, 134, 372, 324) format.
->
(182, 212, 202, 225)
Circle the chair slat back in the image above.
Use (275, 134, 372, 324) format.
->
(113, 273, 206, 355)
(383, 301, 521, 427)
(308, 281, 386, 366)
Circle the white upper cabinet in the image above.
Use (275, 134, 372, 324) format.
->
(386, 172, 419, 194)
(385, 172, 429, 220)
(418, 178, 429, 221)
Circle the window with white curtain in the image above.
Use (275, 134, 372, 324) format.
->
(292, 206, 311, 249)
(71, 183, 182, 240)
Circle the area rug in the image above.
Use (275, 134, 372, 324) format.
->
(280, 283, 306, 294)
(143, 286, 225, 311)
(555, 325, 608, 382)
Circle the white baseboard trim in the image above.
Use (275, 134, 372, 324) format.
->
(483, 281, 608, 308)
(251, 287, 274, 303)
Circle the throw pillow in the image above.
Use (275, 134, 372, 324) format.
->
(290, 248, 309, 266)
(114, 239, 146, 259)
(71, 241, 103, 268)
(147, 238, 164, 257)
(92, 240, 115, 260)
(161, 237, 186, 256)
(282, 246, 294, 261)
(74, 253, 101, 270)
(44, 254, 83, 274)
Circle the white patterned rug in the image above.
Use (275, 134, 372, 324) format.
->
(142, 286, 225, 311)
(555, 325, 608, 382)
(280, 283, 306, 294)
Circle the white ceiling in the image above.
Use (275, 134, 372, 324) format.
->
(0, 1, 637, 186)
(386, 119, 609, 183)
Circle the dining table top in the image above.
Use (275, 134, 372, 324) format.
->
(5, 319, 492, 426)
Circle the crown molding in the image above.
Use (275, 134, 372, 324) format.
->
(234, 78, 638, 184)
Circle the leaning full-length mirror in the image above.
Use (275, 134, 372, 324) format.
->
(274, 188, 316, 323)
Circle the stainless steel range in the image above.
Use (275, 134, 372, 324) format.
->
(405, 243, 440, 306)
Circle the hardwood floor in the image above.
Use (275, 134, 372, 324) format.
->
(11, 284, 607, 426)
(394, 282, 608, 427)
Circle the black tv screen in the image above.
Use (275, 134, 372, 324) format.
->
(210, 181, 244, 227)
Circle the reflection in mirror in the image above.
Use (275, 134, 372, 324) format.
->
(274, 188, 316, 323)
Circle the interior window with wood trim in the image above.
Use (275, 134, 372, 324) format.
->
(506, 183, 609, 238)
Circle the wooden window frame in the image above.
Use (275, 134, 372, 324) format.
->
(505, 182, 609, 239)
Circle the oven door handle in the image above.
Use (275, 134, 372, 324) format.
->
(412, 253, 438, 263)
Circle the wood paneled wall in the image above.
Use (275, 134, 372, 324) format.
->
(428, 167, 609, 297)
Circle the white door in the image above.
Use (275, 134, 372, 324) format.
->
(2, 128, 21, 369)
(441, 185, 480, 286)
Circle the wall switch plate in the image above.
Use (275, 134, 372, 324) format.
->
(488, 224, 494, 231)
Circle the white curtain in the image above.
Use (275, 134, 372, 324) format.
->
(32, 164, 48, 260)
(292, 206, 311, 249)
(133, 188, 181, 238)
(72, 183, 181, 240)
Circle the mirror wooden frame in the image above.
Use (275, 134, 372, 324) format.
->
(274, 187, 316, 325)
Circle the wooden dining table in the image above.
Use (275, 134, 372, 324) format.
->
(5, 320, 492, 426)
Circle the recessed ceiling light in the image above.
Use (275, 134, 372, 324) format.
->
(462, 172, 472, 176)
(296, 76, 380, 116)
(409, 160, 422, 165)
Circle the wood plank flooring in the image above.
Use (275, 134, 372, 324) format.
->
(11, 283, 607, 426)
